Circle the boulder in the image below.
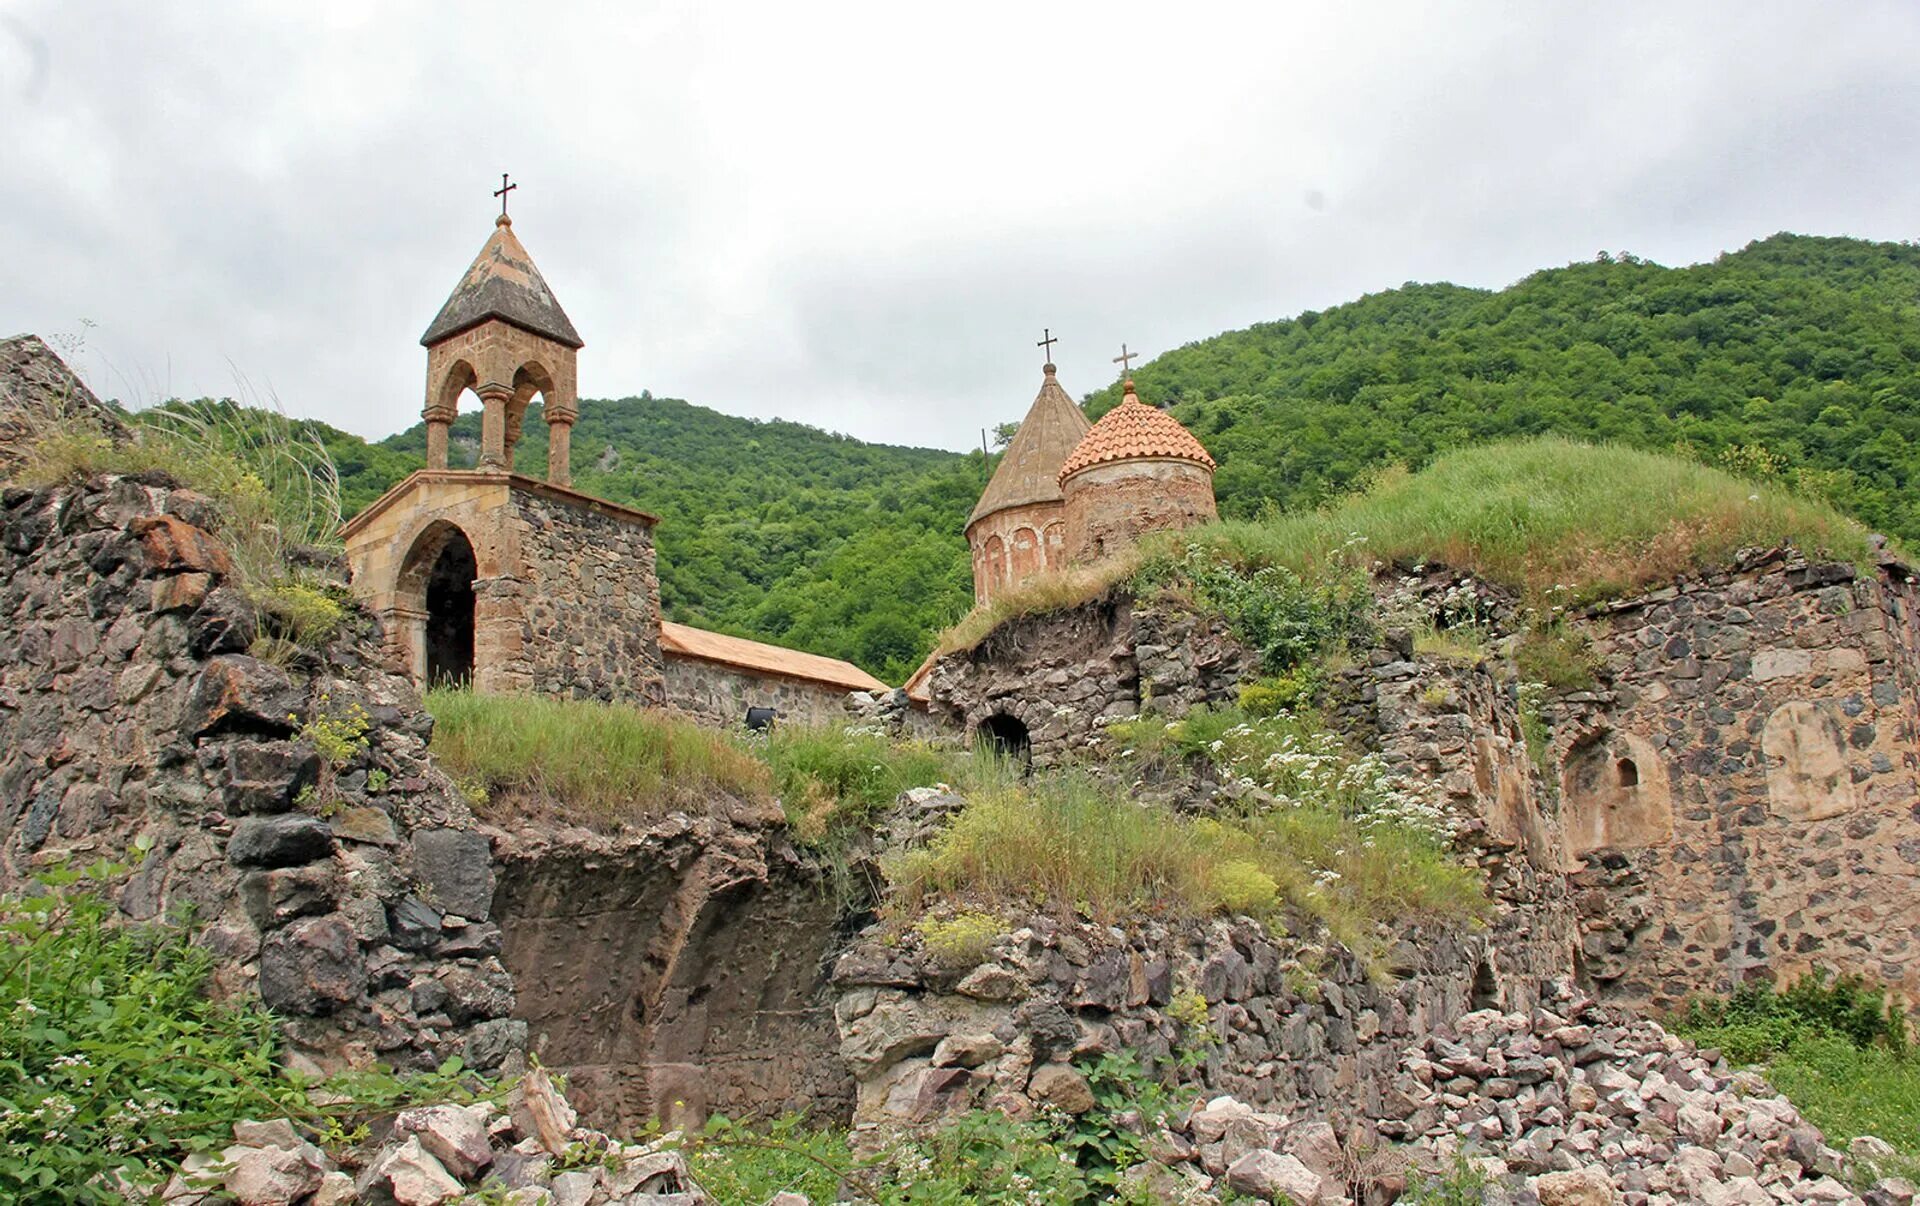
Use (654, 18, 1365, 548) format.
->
(229, 814, 334, 869)
(412, 827, 496, 920)
(258, 914, 364, 1015)
(366, 1136, 463, 1206)
(1532, 1166, 1615, 1206)
(1226, 1150, 1325, 1203)
(1028, 1064, 1096, 1114)
(393, 1103, 494, 1179)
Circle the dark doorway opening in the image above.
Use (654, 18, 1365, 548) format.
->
(424, 532, 477, 688)
(1470, 960, 1500, 1011)
(977, 713, 1031, 767)
(1616, 758, 1640, 788)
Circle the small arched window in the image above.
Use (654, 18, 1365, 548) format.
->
(1616, 758, 1639, 788)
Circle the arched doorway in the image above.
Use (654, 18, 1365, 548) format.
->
(424, 532, 477, 687)
(976, 713, 1031, 767)
(396, 521, 480, 690)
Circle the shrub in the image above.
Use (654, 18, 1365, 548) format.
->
(914, 911, 1003, 969)
(1237, 666, 1322, 716)
(1512, 624, 1598, 691)
(255, 580, 351, 650)
(1676, 970, 1910, 1060)
(0, 864, 478, 1201)
(759, 725, 973, 843)
(1140, 545, 1374, 674)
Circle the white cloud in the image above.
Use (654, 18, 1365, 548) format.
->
(2, 0, 1916, 450)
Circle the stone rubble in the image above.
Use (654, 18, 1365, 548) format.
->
(1104, 989, 1909, 1205)
(163, 1069, 709, 1206)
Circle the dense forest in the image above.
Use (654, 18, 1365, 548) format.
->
(318, 231, 1920, 682)
(1094, 234, 1920, 540)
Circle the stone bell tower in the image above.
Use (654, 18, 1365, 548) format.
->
(419, 205, 584, 485)
(342, 186, 666, 705)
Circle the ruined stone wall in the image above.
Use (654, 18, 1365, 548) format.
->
(835, 908, 1554, 1152)
(662, 654, 855, 729)
(1061, 458, 1217, 563)
(1554, 553, 1920, 1011)
(501, 486, 664, 705)
(922, 595, 1257, 765)
(0, 475, 523, 1075)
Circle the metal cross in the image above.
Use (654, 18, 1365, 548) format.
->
(494, 173, 518, 217)
(1037, 328, 1058, 363)
(1113, 343, 1138, 376)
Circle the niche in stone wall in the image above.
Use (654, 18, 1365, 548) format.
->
(1562, 731, 1671, 861)
(1761, 701, 1856, 821)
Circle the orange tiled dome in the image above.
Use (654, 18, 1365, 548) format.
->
(1057, 381, 1216, 481)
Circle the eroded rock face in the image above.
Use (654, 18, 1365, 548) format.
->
(491, 806, 855, 1134)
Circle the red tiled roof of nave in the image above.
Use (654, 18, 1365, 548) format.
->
(1057, 382, 1215, 481)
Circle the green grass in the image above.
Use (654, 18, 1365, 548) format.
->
(884, 766, 1484, 962)
(424, 689, 774, 825)
(1176, 438, 1879, 606)
(937, 438, 1884, 655)
(758, 724, 981, 842)
(1762, 1036, 1920, 1158)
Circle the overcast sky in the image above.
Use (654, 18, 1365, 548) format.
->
(4, 2, 1918, 452)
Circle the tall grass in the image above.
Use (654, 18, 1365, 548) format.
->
(424, 689, 773, 826)
(884, 773, 1484, 958)
(759, 724, 982, 842)
(936, 438, 1884, 654)
(1177, 438, 1879, 606)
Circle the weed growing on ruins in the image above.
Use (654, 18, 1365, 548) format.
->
(1510, 624, 1597, 691)
(913, 911, 1003, 969)
(760, 724, 975, 844)
(1676, 971, 1910, 1062)
(1138, 543, 1376, 674)
(1400, 1153, 1491, 1204)
(424, 689, 775, 826)
(0, 863, 484, 1201)
(936, 439, 1887, 661)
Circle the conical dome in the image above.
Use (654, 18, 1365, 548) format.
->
(421, 216, 583, 349)
(1058, 381, 1215, 481)
(967, 364, 1093, 528)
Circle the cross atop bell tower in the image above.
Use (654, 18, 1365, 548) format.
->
(419, 183, 584, 486)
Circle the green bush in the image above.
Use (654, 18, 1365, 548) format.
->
(1676, 970, 1909, 1061)
(759, 725, 973, 843)
(0, 864, 478, 1201)
(1141, 545, 1374, 674)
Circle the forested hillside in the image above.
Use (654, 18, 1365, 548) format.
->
(1093, 233, 1920, 541)
(328, 397, 982, 682)
(319, 231, 1920, 682)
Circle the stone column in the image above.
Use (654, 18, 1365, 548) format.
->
(477, 384, 512, 469)
(546, 411, 574, 488)
(422, 404, 454, 470)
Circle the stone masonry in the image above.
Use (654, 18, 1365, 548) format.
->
(341, 469, 665, 705)
(0, 474, 524, 1075)
(1552, 550, 1920, 1012)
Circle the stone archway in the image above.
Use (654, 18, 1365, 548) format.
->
(1561, 731, 1672, 863)
(976, 712, 1031, 766)
(396, 520, 480, 689)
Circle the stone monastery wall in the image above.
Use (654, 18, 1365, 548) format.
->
(1554, 553, 1920, 1012)
(662, 655, 860, 729)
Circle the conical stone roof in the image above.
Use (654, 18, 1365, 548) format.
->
(1058, 381, 1215, 481)
(967, 364, 1094, 528)
(421, 215, 584, 349)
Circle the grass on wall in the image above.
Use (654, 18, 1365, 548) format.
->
(936, 437, 1884, 655)
(424, 689, 775, 824)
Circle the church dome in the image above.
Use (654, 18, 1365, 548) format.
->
(1058, 381, 1215, 482)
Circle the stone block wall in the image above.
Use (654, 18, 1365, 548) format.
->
(506, 485, 664, 704)
(0, 475, 524, 1075)
(834, 908, 1556, 1153)
(922, 594, 1257, 765)
(1062, 458, 1217, 564)
(965, 499, 1071, 606)
(1553, 552, 1920, 1011)
(342, 471, 664, 706)
(662, 655, 857, 730)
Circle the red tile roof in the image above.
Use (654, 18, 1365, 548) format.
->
(1058, 382, 1215, 481)
(659, 622, 889, 693)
